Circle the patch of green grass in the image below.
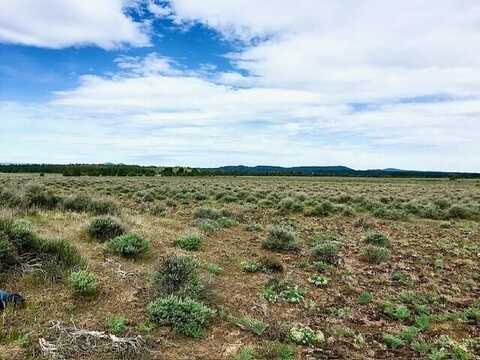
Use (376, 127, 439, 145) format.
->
(233, 315, 269, 336)
(357, 291, 373, 305)
(363, 245, 390, 264)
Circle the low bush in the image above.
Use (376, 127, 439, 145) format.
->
(0, 233, 18, 271)
(278, 197, 304, 213)
(87, 217, 125, 242)
(106, 315, 128, 335)
(289, 324, 324, 346)
(194, 207, 221, 220)
(24, 184, 61, 209)
(107, 234, 150, 258)
(70, 270, 97, 296)
(152, 255, 203, 299)
(147, 295, 214, 337)
(175, 234, 202, 251)
(263, 226, 300, 252)
(311, 241, 340, 265)
(363, 245, 390, 264)
(365, 232, 390, 248)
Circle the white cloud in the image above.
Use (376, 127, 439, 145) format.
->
(0, 0, 150, 49)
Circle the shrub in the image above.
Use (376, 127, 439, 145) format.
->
(89, 199, 117, 215)
(107, 315, 128, 335)
(311, 241, 340, 265)
(262, 342, 296, 360)
(0, 234, 18, 271)
(308, 201, 336, 217)
(446, 205, 472, 219)
(234, 346, 256, 360)
(194, 207, 221, 220)
(363, 245, 390, 264)
(263, 226, 300, 252)
(108, 234, 150, 258)
(147, 295, 214, 337)
(365, 232, 390, 248)
(70, 270, 97, 296)
(262, 279, 305, 303)
(152, 255, 203, 299)
(87, 217, 125, 242)
(24, 184, 60, 209)
(63, 195, 93, 212)
(36, 238, 84, 268)
(175, 234, 202, 251)
(278, 197, 304, 213)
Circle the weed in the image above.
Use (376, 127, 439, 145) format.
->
(108, 234, 150, 258)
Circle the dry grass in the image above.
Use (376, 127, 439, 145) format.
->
(0, 174, 479, 359)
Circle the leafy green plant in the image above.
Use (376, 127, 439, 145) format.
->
(175, 234, 202, 251)
(357, 291, 373, 305)
(70, 270, 97, 296)
(383, 303, 411, 321)
(383, 334, 405, 349)
(234, 315, 269, 335)
(106, 315, 128, 335)
(309, 275, 329, 287)
(289, 324, 324, 346)
(107, 234, 150, 258)
(147, 295, 214, 337)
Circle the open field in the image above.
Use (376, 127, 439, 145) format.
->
(1, 174, 479, 359)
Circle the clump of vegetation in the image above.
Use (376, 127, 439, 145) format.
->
(106, 315, 128, 335)
(107, 234, 150, 258)
(70, 270, 97, 296)
(289, 324, 324, 346)
(194, 207, 221, 220)
(242, 256, 284, 274)
(175, 234, 202, 251)
(63, 195, 117, 215)
(87, 217, 125, 242)
(147, 295, 214, 338)
(363, 245, 390, 264)
(357, 291, 373, 305)
(278, 197, 304, 213)
(233, 315, 269, 336)
(263, 226, 300, 252)
(152, 255, 204, 300)
(365, 232, 390, 247)
(262, 278, 305, 303)
(24, 184, 61, 209)
(311, 241, 341, 265)
(383, 302, 411, 321)
(309, 274, 329, 287)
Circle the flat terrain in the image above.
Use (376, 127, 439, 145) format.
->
(1, 174, 479, 359)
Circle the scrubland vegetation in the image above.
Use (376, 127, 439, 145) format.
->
(0, 174, 479, 359)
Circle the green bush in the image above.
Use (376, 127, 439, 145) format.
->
(175, 234, 202, 251)
(383, 334, 405, 349)
(278, 197, 304, 213)
(147, 295, 214, 337)
(63, 195, 93, 212)
(365, 232, 390, 248)
(363, 245, 390, 264)
(36, 238, 84, 268)
(307, 201, 336, 217)
(87, 217, 125, 242)
(446, 205, 472, 219)
(70, 270, 97, 296)
(152, 255, 203, 299)
(263, 226, 300, 252)
(106, 315, 128, 335)
(108, 234, 150, 258)
(89, 199, 117, 215)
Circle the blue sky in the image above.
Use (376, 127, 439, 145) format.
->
(1, 0, 479, 171)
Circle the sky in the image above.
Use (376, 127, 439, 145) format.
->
(0, 0, 479, 171)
